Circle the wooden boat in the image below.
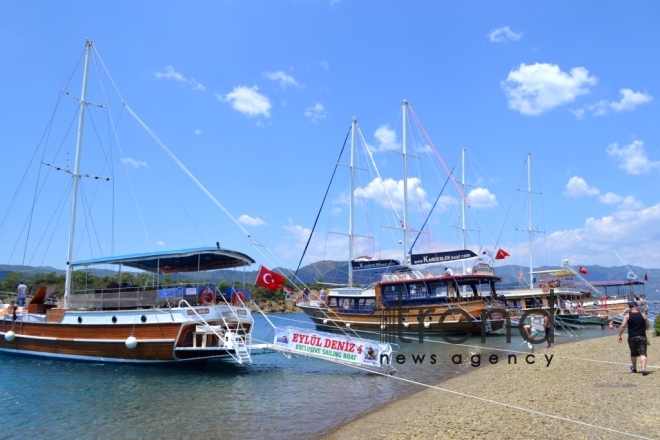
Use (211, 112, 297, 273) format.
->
(298, 102, 505, 335)
(1, 248, 257, 363)
(0, 40, 259, 363)
(299, 263, 506, 335)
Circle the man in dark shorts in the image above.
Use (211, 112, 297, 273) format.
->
(617, 301, 650, 376)
(543, 314, 552, 348)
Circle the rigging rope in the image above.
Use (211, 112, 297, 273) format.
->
(293, 127, 351, 280)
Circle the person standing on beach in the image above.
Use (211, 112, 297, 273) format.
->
(543, 314, 552, 348)
(16, 281, 28, 307)
(617, 301, 650, 376)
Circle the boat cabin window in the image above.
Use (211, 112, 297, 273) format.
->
(328, 296, 376, 313)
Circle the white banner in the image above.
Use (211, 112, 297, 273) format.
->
(273, 327, 392, 368)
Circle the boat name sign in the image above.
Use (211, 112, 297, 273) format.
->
(187, 308, 209, 315)
(410, 250, 477, 265)
(274, 327, 392, 368)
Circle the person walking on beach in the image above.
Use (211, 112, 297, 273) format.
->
(543, 314, 552, 348)
(617, 301, 650, 376)
(16, 281, 28, 307)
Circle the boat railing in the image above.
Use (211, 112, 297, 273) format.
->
(178, 299, 247, 364)
(68, 283, 226, 311)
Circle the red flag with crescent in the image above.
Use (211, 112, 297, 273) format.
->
(579, 266, 588, 275)
(255, 265, 286, 291)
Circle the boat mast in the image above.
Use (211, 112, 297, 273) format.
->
(348, 117, 356, 287)
(527, 153, 533, 289)
(63, 39, 93, 308)
(402, 100, 409, 265)
(462, 148, 467, 275)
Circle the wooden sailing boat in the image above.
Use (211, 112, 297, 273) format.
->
(0, 40, 258, 364)
(298, 101, 507, 335)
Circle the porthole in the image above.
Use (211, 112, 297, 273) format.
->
(78, 316, 83, 324)
(112, 316, 117, 324)
(141, 315, 147, 323)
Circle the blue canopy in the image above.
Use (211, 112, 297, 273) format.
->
(70, 247, 255, 273)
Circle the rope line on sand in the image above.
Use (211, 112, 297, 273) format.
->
(264, 314, 659, 369)
(318, 357, 654, 440)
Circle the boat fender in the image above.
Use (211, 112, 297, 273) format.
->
(424, 322, 430, 329)
(403, 322, 409, 329)
(345, 323, 351, 328)
(322, 319, 328, 325)
(4, 331, 15, 342)
(380, 325, 385, 330)
(201, 288, 216, 306)
(125, 335, 138, 349)
(233, 291, 245, 307)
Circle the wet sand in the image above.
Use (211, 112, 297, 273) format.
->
(321, 333, 659, 440)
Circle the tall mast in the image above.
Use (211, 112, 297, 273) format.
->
(527, 153, 533, 289)
(63, 39, 93, 308)
(462, 148, 467, 275)
(402, 100, 409, 265)
(348, 117, 356, 287)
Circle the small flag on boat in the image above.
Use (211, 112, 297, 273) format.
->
(478, 246, 494, 262)
(495, 249, 510, 260)
(255, 265, 286, 291)
(579, 266, 588, 275)
(644, 273, 648, 281)
(627, 271, 637, 280)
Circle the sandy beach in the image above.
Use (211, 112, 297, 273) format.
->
(321, 333, 659, 440)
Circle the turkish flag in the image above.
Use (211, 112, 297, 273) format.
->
(495, 249, 510, 260)
(579, 266, 588, 275)
(255, 265, 286, 291)
(644, 273, 648, 281)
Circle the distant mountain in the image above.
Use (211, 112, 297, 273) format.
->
(1, 262, 658, 300)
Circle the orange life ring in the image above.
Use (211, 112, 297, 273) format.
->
(200, 288, 216, 306)
(233, 291, 245, 306)
(541, 284, 549, 293)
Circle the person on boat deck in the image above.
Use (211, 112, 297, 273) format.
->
(444, 267, 453, 276)
(303, 288, 309, 300)
(16, 281, 28, 307)
(319, 289, 325, 302)
(7, 300, 17, 320)
(617, 301, 650, 376)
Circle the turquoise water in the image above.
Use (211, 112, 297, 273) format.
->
(0, 313, 636, 439)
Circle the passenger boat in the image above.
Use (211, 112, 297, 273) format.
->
(298, 101, 506, 335)
(0, 40, 259, 363)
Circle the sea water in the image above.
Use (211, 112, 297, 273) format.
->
(0, 312, 641, 439)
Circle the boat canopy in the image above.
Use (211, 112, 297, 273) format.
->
(70, 247, 255, 273)
(529, 268, 576, 277)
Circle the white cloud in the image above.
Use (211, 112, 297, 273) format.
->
(120, 157, 148, 168)
(583, 89, 653, 116)
(467, 188, 498, 209)
(368, 124, 400, 153)
(599, 192, 623, 205)
(354, 177, 435, 213)
(194, 129, 201, 135)
(564, 176, 599, 198)
(542, 203, 660, 267)
(218, 86, 271, 118)
(304, 103, 327, 122)
(238, 214, 266, 227)
(488, 26, 522, 43)
(610, 89, 653, 112)
(263, 71, 303, 88)
(606, 140, 660, 175)
(156, 240, 165, 247)
(502, 63, 597, 115)
(154, 66, 205, 91)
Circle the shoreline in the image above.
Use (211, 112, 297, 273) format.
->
(320, 333, 659, 440)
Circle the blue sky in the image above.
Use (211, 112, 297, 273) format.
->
(1, 1, 660, 275)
